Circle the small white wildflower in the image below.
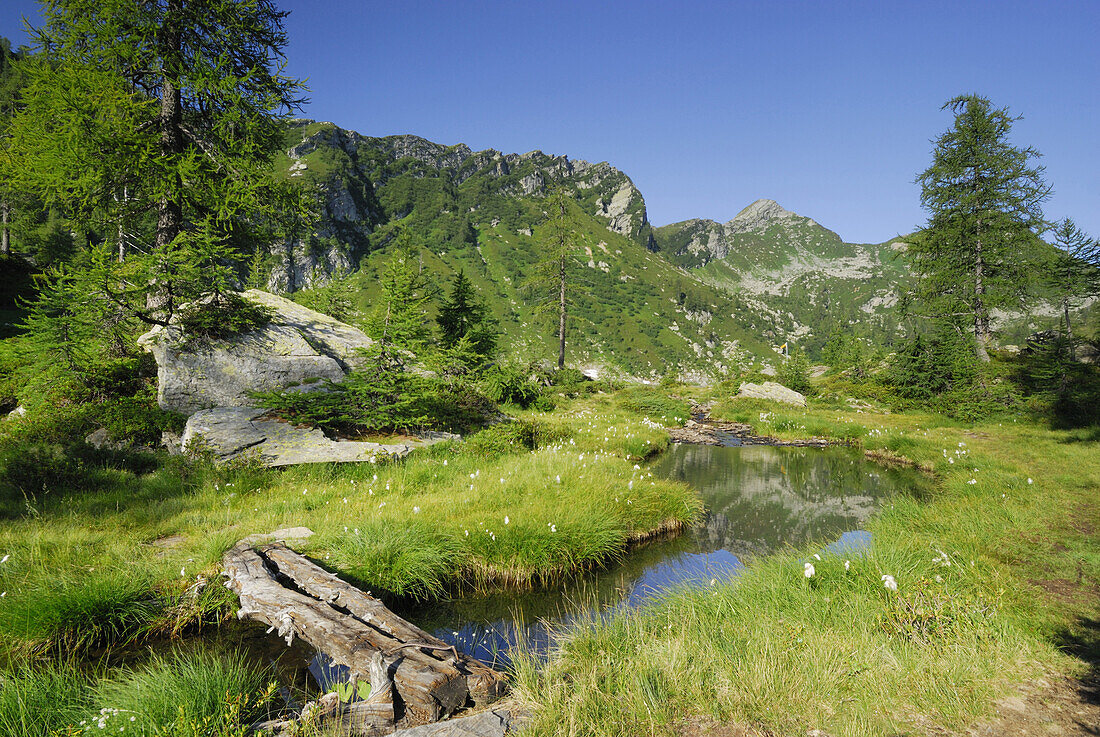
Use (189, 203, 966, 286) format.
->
(0, 554, 8, 564)
(555, 475, 561, 483)
(1027, 478, 1033, 484)
(882, 574, 898, 591)
(967, 478, 977, 485)
(844, 560, 850, 571)
(804, 562, 815, 578)
(413, 506, 420, 514)
(504, 515, 509, 525)
(443, 459, 448, 466)
(180, 568, 185, 577)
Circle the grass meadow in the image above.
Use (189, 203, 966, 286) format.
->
(0, 385, 1096, 736)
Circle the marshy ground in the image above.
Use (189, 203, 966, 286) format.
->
(1, 386, 1098, 736)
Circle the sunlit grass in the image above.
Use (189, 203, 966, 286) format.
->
(512, 393, 1100, 736)
(0, 393, 697, 653)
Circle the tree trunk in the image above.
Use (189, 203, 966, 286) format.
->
(973, 231, 991, 362)
(0, 199, 9, 256)
(222, 541, 506, 731)
(1064, 296, 1076, 361)
(557, 253, 566, 370)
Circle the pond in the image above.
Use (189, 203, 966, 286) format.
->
(359, 443, 929, 675)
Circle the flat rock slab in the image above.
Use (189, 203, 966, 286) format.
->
(182, 407, 445, 467)
(391, 706, 526, 737)
(737, 381, 807, 407)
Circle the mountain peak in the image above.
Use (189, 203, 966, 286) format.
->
(728, 199, 798, 231)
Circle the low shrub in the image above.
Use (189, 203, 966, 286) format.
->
(178, 294, 274, 345)
(255, 367, 496, 436)
(479, 365, 542, 408)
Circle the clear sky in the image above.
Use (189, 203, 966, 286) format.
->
(2, 1, 1097, 243)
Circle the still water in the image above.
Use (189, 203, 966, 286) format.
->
(378, 443, 927, 672)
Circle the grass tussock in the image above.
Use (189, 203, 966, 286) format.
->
(0, 659, 93, 737)
(92, 649, 276, 737)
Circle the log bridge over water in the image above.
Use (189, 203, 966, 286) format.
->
(222, 541, 508, 735)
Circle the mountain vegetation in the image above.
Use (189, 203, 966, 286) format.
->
(0, 2, 1098, 735)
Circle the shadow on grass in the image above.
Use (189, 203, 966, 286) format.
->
(1054, 615, 1100, 707)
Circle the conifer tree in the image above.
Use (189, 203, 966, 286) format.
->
(1046, 218, 1099, 359)
(526, 188, 579, 370)
(2, 0, 306, 321)
(912, 95, 1051, 361)
(437, 269, 497, 358)
(367, 228, 435, 366)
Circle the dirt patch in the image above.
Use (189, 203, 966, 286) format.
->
(675, 717, 773, 737)
(967, 673, 1100, 736)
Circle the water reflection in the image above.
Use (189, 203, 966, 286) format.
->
(397, 444, 926, 668)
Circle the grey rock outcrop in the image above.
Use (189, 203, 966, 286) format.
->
(138, 290, 373, 414)
(737, 381, 807, 407)
(181, 407, 437, 467)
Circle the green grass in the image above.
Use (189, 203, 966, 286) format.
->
(511, 393, 1100, 735)
(0, 392, 696, 654)
(0, 659, 93, 737)
(91, 649, 275, 737)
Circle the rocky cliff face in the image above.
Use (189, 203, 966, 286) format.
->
(269, 120, 656, 291)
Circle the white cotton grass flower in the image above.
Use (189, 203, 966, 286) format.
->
(803, 562, 815, 578)
(882, 574, 898, 591)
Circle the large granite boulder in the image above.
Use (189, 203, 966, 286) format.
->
(138, 290, 373, 414)
(737, 381, 807, 407)
(181, 407, 456, 467)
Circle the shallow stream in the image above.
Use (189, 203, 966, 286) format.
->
(307, 442, 930, 682)
(188, 442, 927, 695)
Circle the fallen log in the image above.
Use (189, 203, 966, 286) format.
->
(223, 541, 507, 732)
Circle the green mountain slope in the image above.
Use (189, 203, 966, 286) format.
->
(654, 199, 914, 354)
(272, 120, 770, 378)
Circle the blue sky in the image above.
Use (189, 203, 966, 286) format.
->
(3, 1, 1097, 243)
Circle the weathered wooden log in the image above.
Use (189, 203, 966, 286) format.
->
(222, 541, 506, 730)
(260, 543, 507, 707)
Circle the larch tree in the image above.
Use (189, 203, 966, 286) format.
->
(2, 0, 307, 322)
(912, 94, 1051, 361)
(1046, 218, 1100, 358)
(526, 187, 580, 370)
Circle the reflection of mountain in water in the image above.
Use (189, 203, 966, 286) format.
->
(653, 444, 922, 554)
(396, 445, 926, 667)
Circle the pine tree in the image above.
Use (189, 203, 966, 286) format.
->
(1046, 218, 1099, 358)
(367, 228, 436, 366)
(1, 0, 307, 321)
(436, 269, 497, 358)
(526, 188, 579, 370)
(912, 95, 1051, 361)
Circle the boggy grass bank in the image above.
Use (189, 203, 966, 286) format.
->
(0, 390, 698, 656)
(512, 397, 1100, 736)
